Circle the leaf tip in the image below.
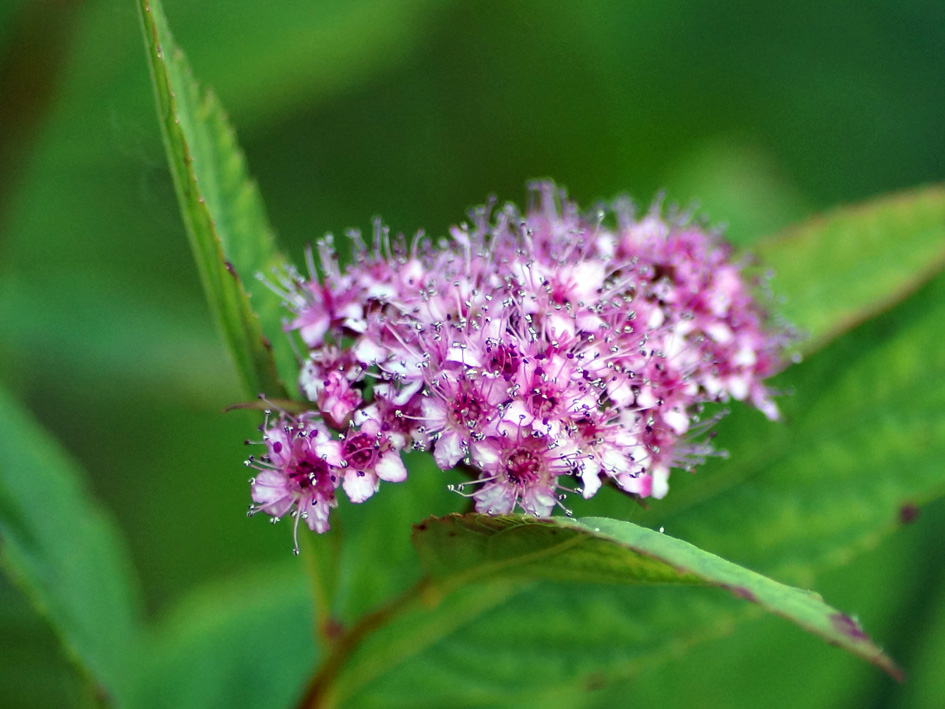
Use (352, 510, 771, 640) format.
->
(829, 612, 868, 640)
(829, 613, 904, 681)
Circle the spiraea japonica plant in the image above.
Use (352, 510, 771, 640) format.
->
(5, 2, 945, 708)
(247, 183, 787, 552)
(130, 0, 939, 703)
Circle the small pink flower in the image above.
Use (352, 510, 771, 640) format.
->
(421, 371, 509, 469)
(338, 409, 407, 503)
(468, 421, 577, 517)
(247, 414, 343, 552)
(300, 348, 363, 429)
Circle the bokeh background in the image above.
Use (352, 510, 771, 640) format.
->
(1, 1, 943, 706)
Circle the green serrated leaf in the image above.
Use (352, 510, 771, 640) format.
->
(137, 0, 293, 398)
(413, 514, 900, 679)
(756, 184, 945, 355)
(0, 387, 142, 707)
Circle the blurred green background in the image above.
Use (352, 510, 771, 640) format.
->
(1, 0, 943, 706)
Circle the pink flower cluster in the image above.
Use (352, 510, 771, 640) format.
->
(246, 183, 784, 551)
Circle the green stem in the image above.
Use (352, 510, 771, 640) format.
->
(300, 519, 344, 649)
(296, 575, 433, 709)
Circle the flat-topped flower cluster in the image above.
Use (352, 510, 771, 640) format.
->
(246, 183, 784, 551)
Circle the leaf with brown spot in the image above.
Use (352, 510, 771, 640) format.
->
(409, 514, 901, 680)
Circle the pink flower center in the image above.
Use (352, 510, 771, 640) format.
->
(505, 448, 541, 485)
(343, 432, 378, 470)
(528, 388, 559, 420)
(485, 343, 520, 380)
(289, 458, 329, 491)
(450, 392, 484, 429)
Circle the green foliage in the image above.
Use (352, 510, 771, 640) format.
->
(0, 387, 142, 706)
(572, 509, 934, 709)
(138, 0, 292, 396)
(323, 511, 903, 706)
(757, 185, 945, 354)
(415, 515, 898, 678)
(132, 564, 316, 709)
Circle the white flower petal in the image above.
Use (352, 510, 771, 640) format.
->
(375, 451, 407, 482)
(343, 470, 378, 503)
(434, 430, 465, 470)
(580, 464, 603, 499)
(473, 483, 515, 515)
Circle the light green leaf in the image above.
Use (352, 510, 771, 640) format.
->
(413, 514, 701, 586)
(756, 184, 945, 354)
(137, 0, 293, 397)
(415, 514, 899, 676)
(0, 387, 142, 706)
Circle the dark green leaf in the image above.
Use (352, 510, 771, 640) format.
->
(329, 580, 851, 708)
(137, 0, 292, 397)
(613, 500, 936, 709)
(0, 387, 142, 706)
(756, 185, 945, 354)
(328, 577, 532, 708)
(133, 563, 316, 709)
